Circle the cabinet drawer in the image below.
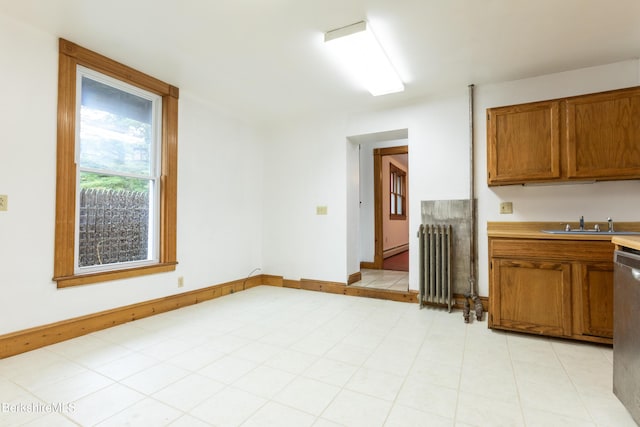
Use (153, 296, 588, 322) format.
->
(490, 238, 613, 262)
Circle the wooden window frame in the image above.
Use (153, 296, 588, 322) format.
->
(53, 39, 178, 288)
(389, 163, 406, 220)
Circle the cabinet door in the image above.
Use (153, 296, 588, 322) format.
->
(579, 262, 614, 338)
(487, 101, 561, 185)
(566, 87, 640, 179)
(491, 258, 572, 337)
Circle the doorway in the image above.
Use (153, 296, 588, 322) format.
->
(346, 130, 409, 291)
(358, 145, 409, 291)
(366, 145, 409, 271)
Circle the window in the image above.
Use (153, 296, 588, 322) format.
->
(390, 163, 406, 220)
(54, 39, 178, 288)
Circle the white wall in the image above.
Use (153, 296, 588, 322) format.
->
(176, 95, 264, 288)
(0, 14, 264, 334)
(262, 93, 471, 289)
(261, 115, 348, 282)
(346, 138, 360, 278)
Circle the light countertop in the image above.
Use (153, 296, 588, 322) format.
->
(488, 221, 640, 241)
(612, 236, 640, 251)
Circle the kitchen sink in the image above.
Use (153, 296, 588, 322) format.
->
(542, 230, 640, 235)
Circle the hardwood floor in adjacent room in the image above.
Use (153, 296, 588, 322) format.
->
(383, 250, 409, 272)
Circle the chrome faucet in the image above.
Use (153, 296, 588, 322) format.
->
(608, 217, 614, 232)
(579, 216, 585, 231)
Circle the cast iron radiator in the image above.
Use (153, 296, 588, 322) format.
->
(417, 224, 452, 312)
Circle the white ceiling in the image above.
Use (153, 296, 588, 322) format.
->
(2, 0, 639, 126)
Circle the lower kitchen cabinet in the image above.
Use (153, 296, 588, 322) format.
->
(489, 238, 614, 344)
(491, 258, 572, 337)
(578, 262, 614, 339)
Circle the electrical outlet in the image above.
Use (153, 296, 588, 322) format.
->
(177, 276, 184, 288)
(316, 205, 328, 215)
(0, 195, 7, 212)
(500, 201, 513, 214)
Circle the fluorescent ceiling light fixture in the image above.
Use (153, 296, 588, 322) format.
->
(324, 21, 404, 96)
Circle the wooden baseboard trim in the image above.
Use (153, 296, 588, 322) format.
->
(284, 276, 418, 303)
(297, 278, 419, 303)
(359, 261, 377, 269)
(259, 274, 285, 287)
(282, 279, 301, 289)
(346, 285, 418, 303)
(0, 274, 274, 359)
(383, 243, 409, 258)
(347, 272, 362, 285)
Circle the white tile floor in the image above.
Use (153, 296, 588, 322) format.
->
(0, 286, 636, 426)
(353, 269, 409, 291)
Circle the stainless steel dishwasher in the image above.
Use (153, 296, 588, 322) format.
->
(613, 248, 640, 425)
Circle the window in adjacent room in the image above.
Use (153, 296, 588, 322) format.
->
(54, 39, 179, 288)
(390, 163, 406, 220)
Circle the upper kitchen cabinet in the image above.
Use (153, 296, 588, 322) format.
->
(487, 100, 561, 185)
(566, 87, 640, 180)
(487, 86, 640, 186)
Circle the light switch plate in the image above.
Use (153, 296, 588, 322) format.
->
(0, 195, 7, 211)
(316, 205, 328, 215)
(500, 201, 513, 214)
